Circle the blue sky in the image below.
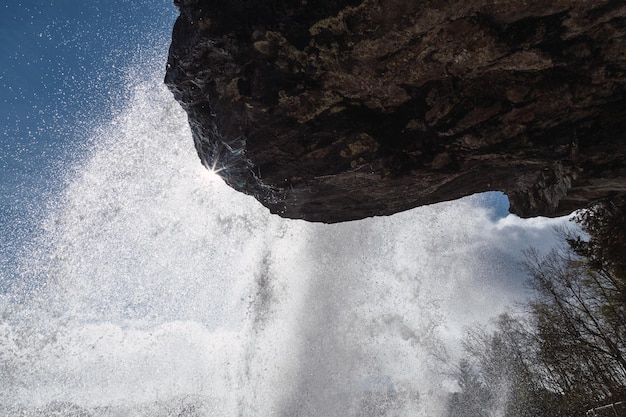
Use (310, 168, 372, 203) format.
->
(1, 1, 515, 279)
(0, 1, 513, 275)
(1, 1, 178, 269)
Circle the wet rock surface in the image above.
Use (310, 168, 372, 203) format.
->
(165, 0, 626, 223)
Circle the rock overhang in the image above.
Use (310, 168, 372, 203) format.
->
(165, 0, 626, 223)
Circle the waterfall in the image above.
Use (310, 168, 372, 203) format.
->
(0, 58, 568, 417)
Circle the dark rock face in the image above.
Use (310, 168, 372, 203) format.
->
(165, 0, 626, 223)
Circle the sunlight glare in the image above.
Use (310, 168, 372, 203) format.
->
(199, 165, 224, 184)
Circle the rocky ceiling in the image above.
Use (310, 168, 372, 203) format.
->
(165, 0, 626, 223)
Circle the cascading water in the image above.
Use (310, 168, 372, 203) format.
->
(0, 56, 568, 417)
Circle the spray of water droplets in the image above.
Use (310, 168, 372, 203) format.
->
(0, 56, 569, 417)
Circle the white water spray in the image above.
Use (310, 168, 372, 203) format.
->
(0, 61, 567, 416)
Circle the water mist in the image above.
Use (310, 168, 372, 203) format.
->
(0, 61, 567, 417)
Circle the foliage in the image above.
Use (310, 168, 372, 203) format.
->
(568, 196, 626, 278)
(447, 197, 626, 417)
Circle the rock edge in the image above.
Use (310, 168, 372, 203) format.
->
(166, 0, 626, 223)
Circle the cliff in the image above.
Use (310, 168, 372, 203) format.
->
(165, 0, 626, 223)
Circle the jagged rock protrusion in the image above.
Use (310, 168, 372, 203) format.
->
(166, 0, 626, 223)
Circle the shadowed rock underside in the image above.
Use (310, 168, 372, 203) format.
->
(166, 0, 626, 223)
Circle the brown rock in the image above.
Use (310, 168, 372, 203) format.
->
(165, 0, 626, 223)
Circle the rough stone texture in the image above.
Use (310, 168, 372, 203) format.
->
(165, 0, 626, 223)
